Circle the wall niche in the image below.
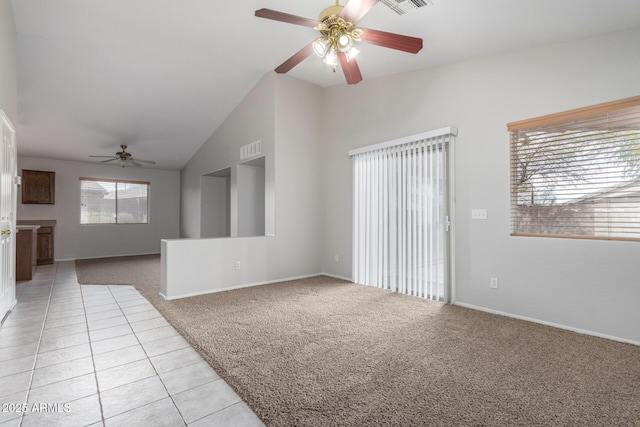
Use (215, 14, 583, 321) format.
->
(201, 167, 231, 238)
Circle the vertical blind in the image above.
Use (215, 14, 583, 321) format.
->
(508, 96, 640, 241)
(350, 127, 456, 301)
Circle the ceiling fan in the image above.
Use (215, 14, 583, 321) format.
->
(255, 0, 423, 85)
(89, 145, 156, 168)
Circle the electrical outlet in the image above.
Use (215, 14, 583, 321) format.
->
(490, 277, 498, 289)
(235, 261, 241, 270)
(334, 254, 339, 263)
(472, 209, 488, 220)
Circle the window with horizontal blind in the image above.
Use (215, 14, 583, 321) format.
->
(80, 178, 149, 224)
(508, 95, 640, 241)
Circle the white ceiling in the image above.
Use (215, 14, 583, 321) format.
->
(11, 0, 640, 170)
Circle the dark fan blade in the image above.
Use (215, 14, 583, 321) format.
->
(89, 155, 116, 158)
(275, 42, 314, 74)
(339, 0, 379, 24)
(255, 9, 320, 28)
(338, 52, 363, 85)
(130, 158, 156, 164)
(360, 28, 423, 54)
(100, 158, 118, 163)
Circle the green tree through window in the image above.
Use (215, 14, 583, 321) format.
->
(508, 97, 640, 241)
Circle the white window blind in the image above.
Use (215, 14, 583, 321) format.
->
(508, 96, 640, 241)
(80, 178, 149, 224)
(350, 127, 456, 301)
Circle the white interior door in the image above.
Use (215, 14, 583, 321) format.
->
(0, 111, 17, 322)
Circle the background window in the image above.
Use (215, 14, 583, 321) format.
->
(508, 96, 640, 241)
(80, 178, 149, 224)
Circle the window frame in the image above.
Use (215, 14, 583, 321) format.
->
(79, 177, 150, 225)
(507, 95, 640, 242)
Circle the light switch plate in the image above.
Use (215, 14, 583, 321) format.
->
(472, 209, 488, 220)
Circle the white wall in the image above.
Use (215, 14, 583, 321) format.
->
(17, 156, 180, 260)
(320, 27, 640, 343)
(200, 174, 230, 238)
(181, 73, 276, 239)
(0, 0, 17, 123)
(237, 160, 265, 237)
(270, 74, 323, 279)
(172, 72, 323, 298)
(162, 236, 274, 299)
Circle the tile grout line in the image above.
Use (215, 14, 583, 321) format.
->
(102, 283, 244, 426)
(5, 263, 262, 426)
(105, 283, 190, 426)
(6, 265, 220, 426)
(188, 400, 243, 426)
(19, 263, 57, 427)
(78, 278, 107, 426)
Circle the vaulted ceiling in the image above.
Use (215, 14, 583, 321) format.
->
(11, 0, 640, 170)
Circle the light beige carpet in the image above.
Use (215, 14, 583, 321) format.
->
(76, 255, 640, 426)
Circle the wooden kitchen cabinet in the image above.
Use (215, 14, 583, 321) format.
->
(22, 170, 55, 204)
(16, 226, 39, 281)
(37, 226, 54, 265)
(16, 220, 57, 265)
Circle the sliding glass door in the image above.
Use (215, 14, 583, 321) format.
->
(350, 128, 456, 302)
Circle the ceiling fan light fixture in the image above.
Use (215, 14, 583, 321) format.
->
(345, 46, 360, 62)
(337, 34, 353, 52)
(317, 4, 344, 22)
(89, 144, 156, 167)
(312, 37, 330, 57)
(323, 48, 338, 66)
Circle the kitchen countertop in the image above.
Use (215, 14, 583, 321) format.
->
(17, 225, 41, 231)
(16, 220, 57, 226)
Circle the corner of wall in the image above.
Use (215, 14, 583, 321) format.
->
(0, 0, 18, 123)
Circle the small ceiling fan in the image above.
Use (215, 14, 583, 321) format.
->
(89, 145, 156, 168)
(255, 0, 423, 85)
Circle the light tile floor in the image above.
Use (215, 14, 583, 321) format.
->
(0, 261, 264, 427)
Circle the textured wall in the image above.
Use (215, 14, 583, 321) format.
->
(320, 27, 640, 343)
(176, 73, 323, 294)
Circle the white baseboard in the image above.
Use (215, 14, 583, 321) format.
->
(320, 272, 352, 282)
(58, 252, 161, 262)
(454, 302, 640, 347)
(161, 272, 324, 301)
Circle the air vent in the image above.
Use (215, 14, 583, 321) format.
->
(240, 140, 262, 160)
(381, 0, 433, 15)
